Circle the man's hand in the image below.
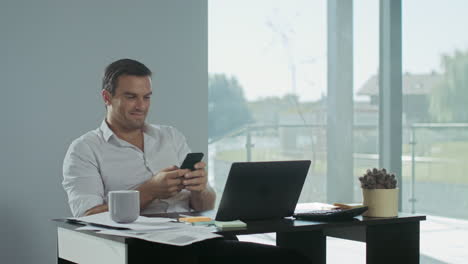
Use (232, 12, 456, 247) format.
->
(138, 163, 214, 212)
(184, 162, 216, 211)
(149, 165, 189, 199)
(182, 162, 208, 192)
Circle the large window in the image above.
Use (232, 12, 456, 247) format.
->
(403, 0, 468, 263)
(209, 0, 381, 207)
(209, 0, 468, 262)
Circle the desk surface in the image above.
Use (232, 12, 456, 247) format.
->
(56, 212, 426, 264)
(55, 212, 425, 243)
(161, 211, 425, 233)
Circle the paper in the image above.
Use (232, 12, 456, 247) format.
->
(98, 225, 222, 246)
(66, 212, 222, 246)
(75, 223, 177, 232)
(294, 202, 339, 212)
(214, 220, 246, 228)
(71, 212, 176, 231)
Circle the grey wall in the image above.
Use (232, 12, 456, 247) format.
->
(0, 1, 207, 263)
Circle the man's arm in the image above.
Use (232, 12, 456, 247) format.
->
(183, 162, 216, 211)
(189, 185, 216, 211)
(136, 166, 188, 209)
(168, 127, 215, 210)
(84, 204, 108, 216)
(84, 166, 189, 216)
(63, 140, 106, 217)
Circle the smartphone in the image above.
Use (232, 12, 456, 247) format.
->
(180, 152, 204, 171)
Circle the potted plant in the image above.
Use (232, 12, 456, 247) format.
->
(359, 168, 398, 217)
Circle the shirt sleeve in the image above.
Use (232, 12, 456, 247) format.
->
(62, 138, 104, 217)
(170, 127, 192, 165)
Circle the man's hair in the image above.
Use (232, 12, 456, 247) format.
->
(102, 59, 152, 95)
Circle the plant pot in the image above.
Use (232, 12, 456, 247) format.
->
(362, 188, 399, 217)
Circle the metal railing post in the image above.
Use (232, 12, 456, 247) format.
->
(246, 125, 252, 162)
(409, 125, 417, 213)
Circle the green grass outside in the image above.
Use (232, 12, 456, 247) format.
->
(215, 147, 328, 173)
(215, 144, 468, 185)
(401, 141, 468, 184)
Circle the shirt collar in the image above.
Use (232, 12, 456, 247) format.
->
(100, 120, 115, 142)
(99, 120, 153, 142)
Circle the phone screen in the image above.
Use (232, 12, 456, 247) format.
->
(180, 152, 204, 171)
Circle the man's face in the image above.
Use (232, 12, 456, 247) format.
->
(103, 75, 152, 131)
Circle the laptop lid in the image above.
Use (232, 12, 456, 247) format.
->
(215, 160, 311, 221)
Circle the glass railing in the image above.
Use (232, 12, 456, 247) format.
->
(208, 123, 468, 220)
(402, 123, 468, 220)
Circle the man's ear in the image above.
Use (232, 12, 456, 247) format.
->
(102, 90, 112, 106)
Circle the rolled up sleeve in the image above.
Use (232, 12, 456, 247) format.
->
(62, 139, 104, 217)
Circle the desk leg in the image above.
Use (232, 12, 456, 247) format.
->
(366, 222, 420, 264)
(276, 230, 326, 264)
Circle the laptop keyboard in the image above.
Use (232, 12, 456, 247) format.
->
(293, 207, 368, 221)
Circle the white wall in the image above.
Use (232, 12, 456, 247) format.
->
(0, 1, 207, 263)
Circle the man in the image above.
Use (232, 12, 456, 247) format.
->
(62, 58, 310, 263)
(63, 58, 213, 217)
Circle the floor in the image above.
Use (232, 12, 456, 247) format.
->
(237, 215, 468, 264)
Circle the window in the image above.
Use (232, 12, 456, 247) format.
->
(209, 0, 328, 204)
(403, 0, 468, 263)
(209, 0, 468, 262)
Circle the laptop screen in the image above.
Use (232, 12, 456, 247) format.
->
(215, 160, 311, 221)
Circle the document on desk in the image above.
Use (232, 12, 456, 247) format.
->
(71, 212, 175, 231)
(75, 223, 176, 232)
(98, 225, 222, 246)
(68, 212, 221, 246)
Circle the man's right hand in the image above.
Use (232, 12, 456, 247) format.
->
(149, 165, 189, 199)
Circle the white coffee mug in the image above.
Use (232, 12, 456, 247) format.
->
(108, 190, 140, 223)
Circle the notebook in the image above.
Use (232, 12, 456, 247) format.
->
(214, 160, 311, 221)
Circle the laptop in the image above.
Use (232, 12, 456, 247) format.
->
(214, 160, 311, 221)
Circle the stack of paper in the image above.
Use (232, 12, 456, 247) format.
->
(214, 220, 247, 229)
(72, 212, 175, 231)
(66, 212, 221, 246)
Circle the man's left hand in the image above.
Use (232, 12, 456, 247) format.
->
(182, 161, 207, 192)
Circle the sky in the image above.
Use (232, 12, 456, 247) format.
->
(208, 0, 468, 102)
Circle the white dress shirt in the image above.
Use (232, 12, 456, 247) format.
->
(63, 121, 191, 217)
